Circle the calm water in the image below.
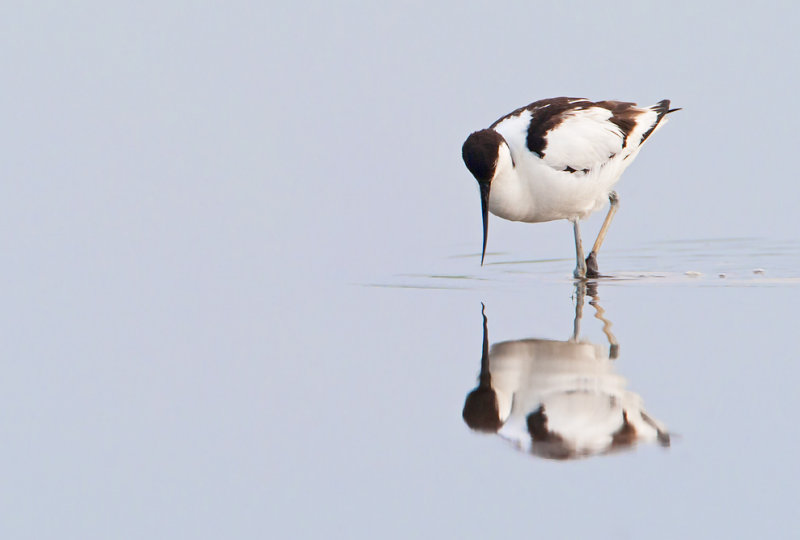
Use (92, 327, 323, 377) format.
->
(5, 239, 798, 538)
(345, 240, 799, 539)
(340, 242, 799, 538)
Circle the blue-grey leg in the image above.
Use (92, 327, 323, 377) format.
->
(586, 191, 619, 278)
(572, 219, 587, 279)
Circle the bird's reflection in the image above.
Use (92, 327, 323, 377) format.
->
(463, 283, 669, 460)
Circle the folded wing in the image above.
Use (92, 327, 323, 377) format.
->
(493, 98, 669, 174)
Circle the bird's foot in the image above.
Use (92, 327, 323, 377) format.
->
(585, 251, 600, 278)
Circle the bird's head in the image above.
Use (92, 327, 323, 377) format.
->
(462, 129, 510, 265)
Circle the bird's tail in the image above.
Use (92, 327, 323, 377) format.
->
(641, 99, 679, 143)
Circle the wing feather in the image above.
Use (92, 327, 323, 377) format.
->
(539, 107, 624, 171)
(491, 97, 670, 174)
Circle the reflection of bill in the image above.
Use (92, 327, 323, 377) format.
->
(463, 285, 670, 460)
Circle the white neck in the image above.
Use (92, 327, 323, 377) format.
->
(488, 144, 536, 221)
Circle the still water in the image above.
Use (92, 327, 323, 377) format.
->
(267, 239, 800, 538)
(3, 238, 799, 539)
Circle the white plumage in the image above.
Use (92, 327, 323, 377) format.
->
(462, 97, 677, 276)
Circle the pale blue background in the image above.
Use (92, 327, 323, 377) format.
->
(1, 1, 799, 538)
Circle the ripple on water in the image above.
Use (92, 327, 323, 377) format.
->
(370, 238, 800, 290)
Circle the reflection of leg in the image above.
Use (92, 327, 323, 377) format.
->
(641, 411, 671, 447)
(589, 294, 619, 359)
(586, 191, 620, 278)
(571, 282, 586, 341)
(572, 219, 587, 279)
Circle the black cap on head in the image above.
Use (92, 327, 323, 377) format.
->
(462, 129, 504, 183)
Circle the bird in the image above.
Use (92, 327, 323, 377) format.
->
(461, 97, 679, 277)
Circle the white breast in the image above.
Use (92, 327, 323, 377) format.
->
(488, 152, 626, 223)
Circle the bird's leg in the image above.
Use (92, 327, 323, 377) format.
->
(585, 191, 619, 278)
(572, 219, 587, 279)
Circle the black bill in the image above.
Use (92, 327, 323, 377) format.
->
(479, 182, 490, 265)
